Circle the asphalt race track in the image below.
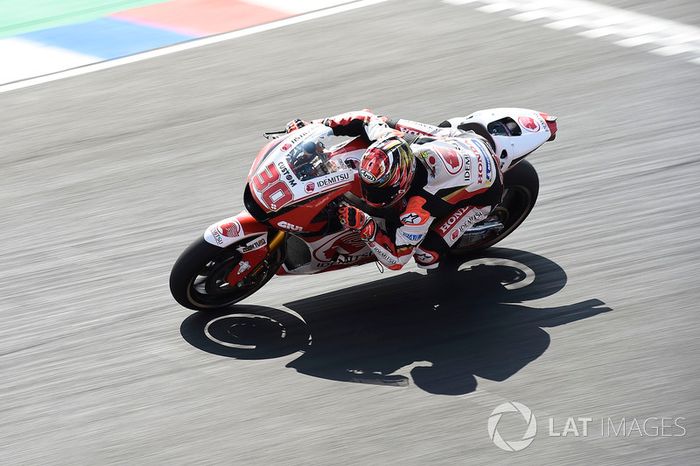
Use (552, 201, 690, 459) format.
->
(2, 0, 699, 463)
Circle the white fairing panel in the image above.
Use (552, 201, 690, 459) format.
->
(281, 222, 390, 274)
(444, 108, 552, 172)
(248, 124, 356, 212)
(203, 215, 268, 249)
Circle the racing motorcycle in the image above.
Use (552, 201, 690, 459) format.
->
(170, 109, 557, 311)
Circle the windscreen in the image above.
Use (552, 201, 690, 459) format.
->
(249, 125, 355, 212)
(285, 135, 342, 180)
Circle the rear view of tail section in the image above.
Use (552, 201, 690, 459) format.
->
(440, 108, 557, 172)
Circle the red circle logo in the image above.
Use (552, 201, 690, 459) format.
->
(435, 146, 463, 175)
(518, 116, 540, 132)
(218, 221, 241, 237)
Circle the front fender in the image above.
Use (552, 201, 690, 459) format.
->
(203, 210, 270, 248)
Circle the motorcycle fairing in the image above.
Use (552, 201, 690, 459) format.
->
(247, 125, 357, 214)
(278, 224, 392, 275)
(443, 108, 557, 172)
(203, 211, 269, 248)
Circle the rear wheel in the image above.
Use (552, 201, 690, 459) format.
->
(170, 237, 284, 311)
(451, 160, 539, 254)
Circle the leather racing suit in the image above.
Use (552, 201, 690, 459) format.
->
(313, 110, 504, 270)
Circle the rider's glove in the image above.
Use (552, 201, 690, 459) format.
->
(338, 205, 376, 241)
(286, 119, 308, 133)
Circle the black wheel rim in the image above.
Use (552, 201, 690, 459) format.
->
(187, 247, 281, 308)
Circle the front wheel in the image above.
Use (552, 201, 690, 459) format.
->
(170, 236, 284, 311)
(451, 159, 540, 254)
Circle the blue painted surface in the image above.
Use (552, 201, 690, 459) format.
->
(21, 17, 195, 59)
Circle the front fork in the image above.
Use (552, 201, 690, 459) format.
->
(226, 230, 287, 285)
(267, 230, 287, 252)
(203, 211, 287, 285)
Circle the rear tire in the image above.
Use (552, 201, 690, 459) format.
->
(170, 237, 283, 312)
(451, 160, 539, 254)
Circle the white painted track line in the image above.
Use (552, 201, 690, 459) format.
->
(443, 0, 700, 66)
(244, 0, 356, 15)
(0, 0, 387, 94)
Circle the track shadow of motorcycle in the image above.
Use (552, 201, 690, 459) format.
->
(180, 248, 611, 395)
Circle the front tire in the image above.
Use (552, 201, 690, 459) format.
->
(170, 237, 284, 311)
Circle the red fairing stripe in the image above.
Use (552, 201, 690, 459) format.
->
(237, 211, 269, 235)
(539, 112, 558, 141)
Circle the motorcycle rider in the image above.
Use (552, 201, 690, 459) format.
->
(290, 140, 327, 180)
(286, 110, 503, 270)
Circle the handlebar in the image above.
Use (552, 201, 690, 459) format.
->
(263, 130, 287, 140)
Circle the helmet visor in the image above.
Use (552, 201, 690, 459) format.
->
(361, 181, 401, 207)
